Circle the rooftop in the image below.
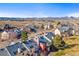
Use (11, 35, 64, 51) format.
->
(0, 48, 10, 56)
(6, 42, 27, 56)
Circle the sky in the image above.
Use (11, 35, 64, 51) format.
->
(0, 3, 79, 18)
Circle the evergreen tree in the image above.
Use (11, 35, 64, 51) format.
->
(21, 31, 28, 43)
(53, 35, 65, 50)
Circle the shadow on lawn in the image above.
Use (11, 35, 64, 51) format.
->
(47, 44, 79, 56)
(65, 44, 79, 49)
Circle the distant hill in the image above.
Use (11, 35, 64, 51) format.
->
(0, 17, 79, 21)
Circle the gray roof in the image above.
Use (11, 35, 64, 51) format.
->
(6, 42, 26, 56)
(14, 29, 21, 35)
(58, 25, 70, 33)
(24, 39, 38, 49)
(0, 48, 10, 56)
(45, 32, 55, 40)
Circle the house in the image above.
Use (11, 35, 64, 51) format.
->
(38, 35, 55, 56)
(70, 24, 79, 36)
(43, 23, 53, 30)
(45, 32, 55, 41)
(8, 31, 17, 40)
(6, 42, 27, 56)
(54, 28, 61, 36)
(1, 31, 9, 40)
(34, 32, 55, 48)
(1, 30, 17, 40)
(34, 32, 61, 54)
(23, 39, 39, 50)
(14, 28, 21, 39)
(44, 25, 47, 30)
(39, 36, 48, 44)
(23, 39, 40, 56)
(59, 25, 70, 33)
(26, 25, 37, 33)
(58, 24, 75, 36)
(3, 24, 16, 30)
(0, 48, 10, 56)
(67, 28, 75, 36)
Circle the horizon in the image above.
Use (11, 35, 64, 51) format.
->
(0, 16, 79, 18)
(0, 3, 79, 17)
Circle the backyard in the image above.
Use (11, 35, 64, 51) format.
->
(49, 36, 79, 56)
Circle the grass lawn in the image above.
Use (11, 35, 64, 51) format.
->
(49, 36, 79, 56)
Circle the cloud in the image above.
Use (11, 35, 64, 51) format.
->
(68, 12, 79, 17)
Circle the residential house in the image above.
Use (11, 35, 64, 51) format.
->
(1, 31, 9, 40)
(14, 28, 21, 39)
(3, 24, 16, 31)
(57, 24, 75, 37)
(6, 42, 27, 56)
(45, 32, 55, 41)
(26, 25, 37, 33)
(1, 30, 17, 40)
(8, 31, 17, 40)
(33, 32, 55, 55)
(23, 39, 40, 56)
(43, 23, 53, 30)
(54, 28, 61, 36)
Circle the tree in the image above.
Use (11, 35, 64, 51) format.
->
(57, 21, 61, 25)
(53, 35, 65, 50)
(21, 31, 28, 43)
(41, 24, 44, 29)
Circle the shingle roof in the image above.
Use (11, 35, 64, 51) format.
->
(0, 48, 10, 56)
(45, 32, 55, 40)
(39, 36, 48, 43)
(6, 42, 26, 56)
(24, 39, 38, 49)
(58, 25, 70, 32)
(26, 25, 37, 33)
(14, 29, 21, 35)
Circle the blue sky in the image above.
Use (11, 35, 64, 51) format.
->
(0, 3, 79, 17)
